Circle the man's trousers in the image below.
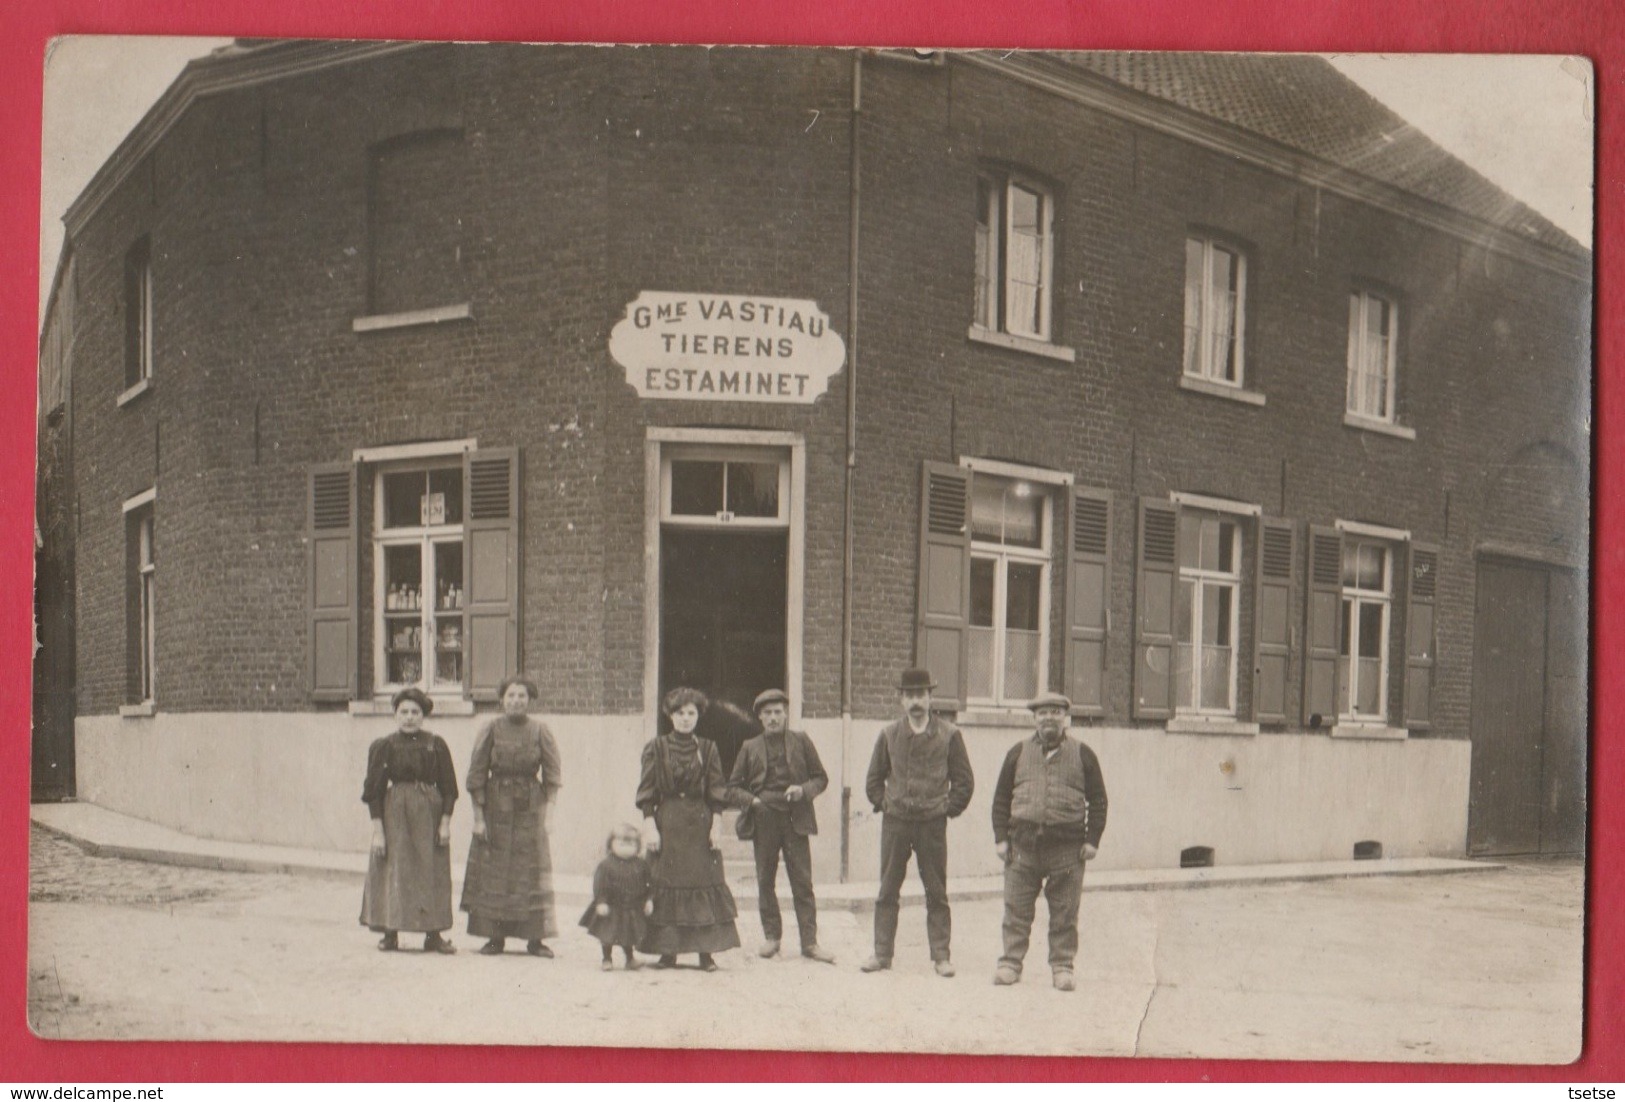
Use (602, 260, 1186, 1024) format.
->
(873, 814, 950, 962)
(751, 805, 818, 948)
(998, 834, 1085, 974)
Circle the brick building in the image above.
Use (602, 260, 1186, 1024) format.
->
(37, 42, 1590, 880)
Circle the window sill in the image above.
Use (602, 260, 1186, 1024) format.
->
(349, 696, 477, 717)
(352, 303, 473, 333)
(116, 378, 152, 408)
(967, 325, 1077, 363)
(1166, 716, 1259, 736)
(1179, 375, 1266, 407)
(1342, 412, 1417, 440)
(119, 702, 156, 718)
(1330, 722, 1408, 741)
(958, 708, 1040, 729)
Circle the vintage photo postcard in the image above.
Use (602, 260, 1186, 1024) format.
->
(30, 38, 1592, 1062)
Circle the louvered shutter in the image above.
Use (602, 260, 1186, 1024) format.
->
(308, 462, 357, 701)
(1402, 541, 1438, 730)
(915, 461, 971, 709)
(1133, 499, 1178, 720)
(1303, 525, 1342, 726)
(1064, 487, 1112, 716)
(464, 447, 520, 701)
(1254, 518, 1295, 724)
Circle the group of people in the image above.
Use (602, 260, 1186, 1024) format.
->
(359, 665, 1109, 990)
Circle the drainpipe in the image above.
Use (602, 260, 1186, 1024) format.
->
(839, 50, 862, 883)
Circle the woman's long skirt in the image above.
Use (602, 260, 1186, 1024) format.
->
(639, 793, 741, 955)
(360, 782, 453, 933)
(461, 780, 558, 940)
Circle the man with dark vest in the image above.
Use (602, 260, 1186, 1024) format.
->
(727, 688, 837, 964)
(989, 691, 1108, 992)
(860, 667, 974, 978)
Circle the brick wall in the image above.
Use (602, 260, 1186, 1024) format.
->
(64, 46, 1589, 747)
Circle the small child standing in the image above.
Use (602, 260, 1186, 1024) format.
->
(580, 822, 653, 971)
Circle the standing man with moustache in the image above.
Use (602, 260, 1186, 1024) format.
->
(727, 688, 837, 964)
(860, 667, 974, 978)
(989, 692, 1108, 992)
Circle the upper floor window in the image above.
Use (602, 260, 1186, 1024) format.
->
(368, 129, 466, 317)
(975, 174, 1054, 342)
(1347, 291, 1398, 422)
(1339, 539, 1392, 721)
(1183, 236, 1246, 386)
(1175, 512, 1242, 716)
(124, 237, 152, 389)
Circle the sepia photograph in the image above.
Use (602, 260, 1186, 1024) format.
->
(28, 37, 1592, 1063)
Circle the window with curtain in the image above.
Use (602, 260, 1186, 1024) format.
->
(975, 173, 1055, 342)
(1183, 236, 1246, 386)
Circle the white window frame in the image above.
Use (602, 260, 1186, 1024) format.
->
(1347, 290, 1399, 423)
(1339, 538, 1393, 722)
(135, 510, 156, 704)
(966, 476, 1053, 708)
(1183, 236, 1247, 387)
(372, 460, 469, 696)
(125, 238, 153, 391)
(1174, 511, 1242, 718)
(659, 446, 791, 530)
(975, 173, 1055, 343)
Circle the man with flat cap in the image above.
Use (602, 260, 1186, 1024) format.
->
(861, 667, 974, 978)
(989, 691, 1108, 991)
(727, 688, 836, 963)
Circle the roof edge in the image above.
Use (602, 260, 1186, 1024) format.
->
(62, 39, 430, 238)
(960, 52, 1590, 284)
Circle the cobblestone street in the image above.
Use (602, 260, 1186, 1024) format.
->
(28, 826, 1584, 1062)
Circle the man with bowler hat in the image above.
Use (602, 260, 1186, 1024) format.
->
(727, 688, 837, 963)
(860, 667, 974, 977)
(989, 691, 1108, 991)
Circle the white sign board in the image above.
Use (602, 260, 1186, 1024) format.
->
(610, 291, 846, 403)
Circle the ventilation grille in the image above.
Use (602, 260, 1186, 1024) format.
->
(468, 457, 511, 521)
(311, 472, 351, 530)
(1411, 549, 1437, 600)
(926, 471, 967, 536)
(1074, 495, 1109, 556)
(1143, 507, 1176, 565)
(1180, 845, 1215, 869)
(1312, 533, 1341, 586)
(1262, 524, 1293, 579)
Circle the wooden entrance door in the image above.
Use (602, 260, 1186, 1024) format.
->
(1468, 560, 1585, 855)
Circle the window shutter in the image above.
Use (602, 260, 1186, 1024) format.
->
(1064, 487, 1112, 716)
(1133, 498, 1178, 720)
(464, 447, 520, 702)
(1403, 542, 1438, 730)
(307, 462, 357, 702)
(915, 461, 971, 710)
(1303, 525, 1342, 726)
(1254, 518, 1295, 724)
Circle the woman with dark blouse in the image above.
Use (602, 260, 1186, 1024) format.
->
(461, 674, 563, 956)
(636, 686, 741, 971)
(360, 686, 459, 953)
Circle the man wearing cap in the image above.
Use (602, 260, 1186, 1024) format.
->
(989, 691, 1108, 992)
(860, 667, 974, 978)
(726, 688, 836, 964)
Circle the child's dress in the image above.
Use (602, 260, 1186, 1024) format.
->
(579, 854, 652, 947)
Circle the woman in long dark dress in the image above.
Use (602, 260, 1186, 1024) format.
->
(461, 674, 563, 957)
(636, 686, 741, 971)
(360, 687, 458, 954)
